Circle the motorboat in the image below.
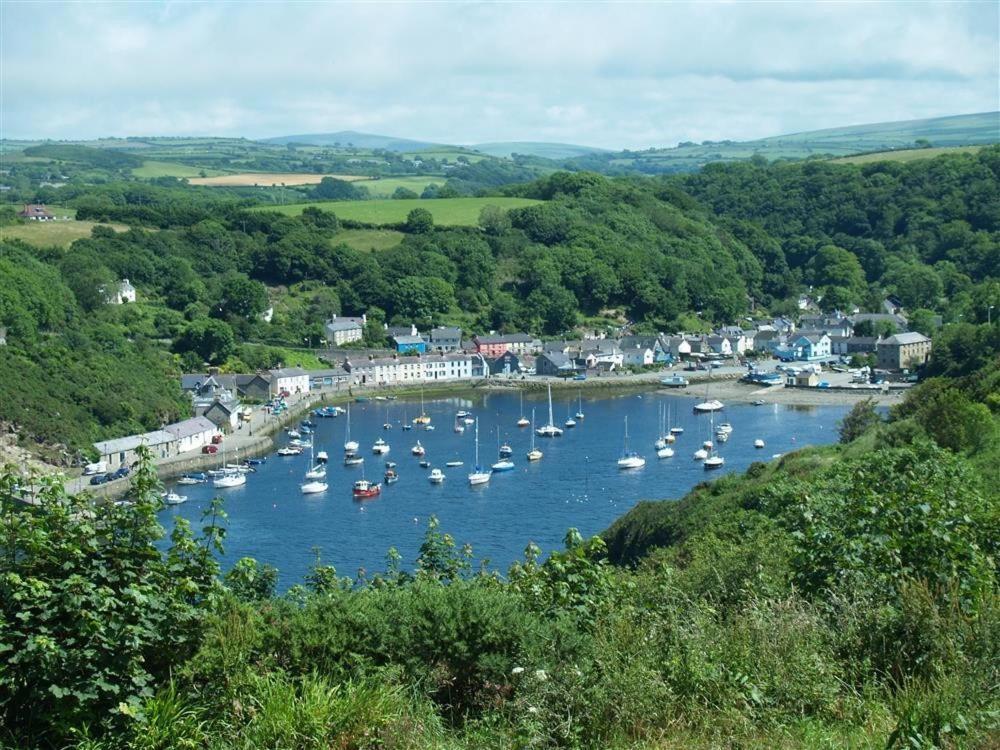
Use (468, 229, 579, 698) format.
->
(446, 460, 464, 467)
(213, 471, 246, 488)
(352, 479, 381, 500)
(499, 443, 513, 458)
(468, 419, 492, 486)
(289, 438, 310, 448)
(316, 451, 328, 463)
(411, 441, 425, 456)
(176, 473, 206, 485)
(670, 427, 684, 435)
(754, 439, 766, 449)
(491, 460, 515, 472)
(344, 453, 364, 466)
(704, 455, 725, 470)
(162, 492, 188, 505)
(384, 468, 399, 484)
(428, 468, 446, 484)
(456, 410, 471, 419)
(462, 417, 475, 425)
(752, 400, 766, 406)
(702, 440, 713, 450)
(716, 422, 733, 434)
(245, 457, 266, 466)
(424, 425, 435, 431)
(419, 459, 431, 469)
(715, 431, 729, 443)
(660, 374, 689, 388)
(656, 446, 674, 459)
(617, 416, 645, 469)
(693, 448, 708, 460)
(277, 446, 302, 456)
(372, 438, 390, 455)
(693, 399, 724, 413)
(286, 429, 301, 439)
(536, 384, 564, 437)
(454, 423, 465, 434)
(385, 461, 397, 469)
(301, 480, 328, 494)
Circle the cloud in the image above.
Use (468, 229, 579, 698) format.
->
(1, 1, 997, 148)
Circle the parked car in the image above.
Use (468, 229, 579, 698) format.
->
(112, 466, 130, 479)
(572, 373, 587, 381)
(89, 474, 110, 486)
(202, 444, 218, 454)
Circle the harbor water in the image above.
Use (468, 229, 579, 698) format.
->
(159, 390, 849, 588)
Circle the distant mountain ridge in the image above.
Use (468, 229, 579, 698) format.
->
(258, 130, 446, 151)
(471, 142, 609, 159)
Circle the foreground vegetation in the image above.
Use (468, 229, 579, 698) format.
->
(2, 350, 997, 749)
(255, 196, 542, 225)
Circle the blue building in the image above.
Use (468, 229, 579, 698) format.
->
(392, 334, 427, 354)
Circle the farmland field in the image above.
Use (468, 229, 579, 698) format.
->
(833, 145, 986, 164)
(332, 228, 405, 252)
(189, 172, 370, 186)
(252, 197, 541, 226)
(0, 219, 128, 247)
(132, 161, 227, 178)
(355, 176, 441, 197)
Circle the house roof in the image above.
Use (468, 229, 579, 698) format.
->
(618, 335, 659, 349)
(164, 416, 217, 440)
(429, 326, 462, 339)
(326, 318, 365, 332)
(19, 204, 54, 218)
(881, 332, 930, 346)
(94, 430, 174, 456)
(393, 335, 425, 345)
(269, 367, 308, 379)
(308, 367, 350, 378)
(539, 352, 574, 368)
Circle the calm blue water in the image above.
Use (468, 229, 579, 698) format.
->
(159, 391, 848, 588)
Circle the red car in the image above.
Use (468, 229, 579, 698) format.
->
(211, 434, 223, 444)
(202, 444, 218, 454)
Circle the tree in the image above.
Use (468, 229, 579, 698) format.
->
(310, 177, 362, 200)
(478, 204, 512, 236)
(173, 318, 236, 365)
(390, 276, 454, 321)
(391, 187, 419, 200)
(405, 208, 434, 234)
(300, 205, 339, 230)
(214, 273, 268, 320)
(838, 397, 880, 443)
(807, 245, 866, 300)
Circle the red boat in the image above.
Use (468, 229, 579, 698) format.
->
(352, 479, 382, 500)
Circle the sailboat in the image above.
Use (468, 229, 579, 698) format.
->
(213, 445, 247, 488)
(693, 382, 724, 413)
(468, 419, 491, 485)
(535, 383, 563, 437)
(492, 427, 515, 471)
(517, 392, 530, 427)
(665, 403, 677, 443)
(383, 405, 393, 430)
(301, 477, 328, 494)
(412, 387, 431, 425)
(401, 406, 412, 430)
(304, 443, 326, 479)
(411, 440, 425, 456)
(564, 404, 576, 428)
(617, 416, 645, 469)
(655, 404, 674, 458)
(526, 408, 543, 461)
(575, 393, 585, 420)
(343, 404, 359, 452)
(704, 412, 725, 470)
(654, 403, 668, 450)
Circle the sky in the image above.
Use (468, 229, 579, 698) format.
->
(2, 1, 998, 149)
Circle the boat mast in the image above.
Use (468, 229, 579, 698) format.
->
(474, 418, 480, 468)
(547, 383, 554, 427)
(530, 408, 536, 451)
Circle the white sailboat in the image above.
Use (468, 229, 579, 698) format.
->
(301, 478, 328, 494)
(617, 416, 646, 469)
(492, 427, 515, 471)
(526, 408, 543, 461)
(575, 392, 585, 420)
(564, 405, 577, 429)
(535, 383, 563, 437)
(693, 383, 724, 413)
(703, 412, 725, 470)
(304, 443, 326, 479)
(517, 391, 530, 427)
(344, 404, 359, 453)
(655, 404, 674, 458)
(468, 418, 491, 485)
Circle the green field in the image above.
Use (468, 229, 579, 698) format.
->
(404, 149, 489, 163)
(833, 145, 986, 165)
(254, 197, 541, 226)
(332, 228, 405, 252)
(0, 219, 127, 248)
(354, 176, 441, 197)
(132, 160, 227, 178)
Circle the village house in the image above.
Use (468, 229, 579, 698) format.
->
(488, 351, 521, 376)
(268, 367, 310, 396)
(786, 370, 821, 387)
(324, 314, 367, 345)
(776, 333, 832, 361)
(658, 334, 692, 361)
(425, 325, 462, 352)
(391, 333, 427, 354)
(163, 416, 219, 454)
(308, 368, 351, 390)
(18, 204, 54, 221)
(422, 352, 487, 381)
(93, 430, 176, 472)
(716, 326, 755, 354)
(799, 314, 853, 338)
(103, 279, 136, 305)
(830, 336, 880, 356)
(203, 399, 240, 431)
(876, 332, 932, 371)
(535, 351, 579, 377)
(619, 335, 665, 364)
(342, 352, 487, 385)
(706, 335, 734, 357)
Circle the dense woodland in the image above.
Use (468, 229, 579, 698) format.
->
(1, 344, 996, 749)
(1, 148, 998, 458)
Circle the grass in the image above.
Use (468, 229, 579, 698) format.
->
(252, 197, 541, 226)
(132, 160, 227, 179)
(833, 145, 987, 164)
(241, 344, 328, 370)
(354, 175, 442, 197)
(189, 172, 369, 187)
(0, 219, 128, 248)
(332, 228, 405, 252)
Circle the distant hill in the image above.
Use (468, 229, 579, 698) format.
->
(471, 141, 609, 159)
(259, 130, 447, 151)
(568, 111, 1000, 174)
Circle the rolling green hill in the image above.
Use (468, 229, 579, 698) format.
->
(471, 141, 609, 159)
(259, 130, 446, 151)
(569, 111, 1000, 174)
(252, 196, 541, 226)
